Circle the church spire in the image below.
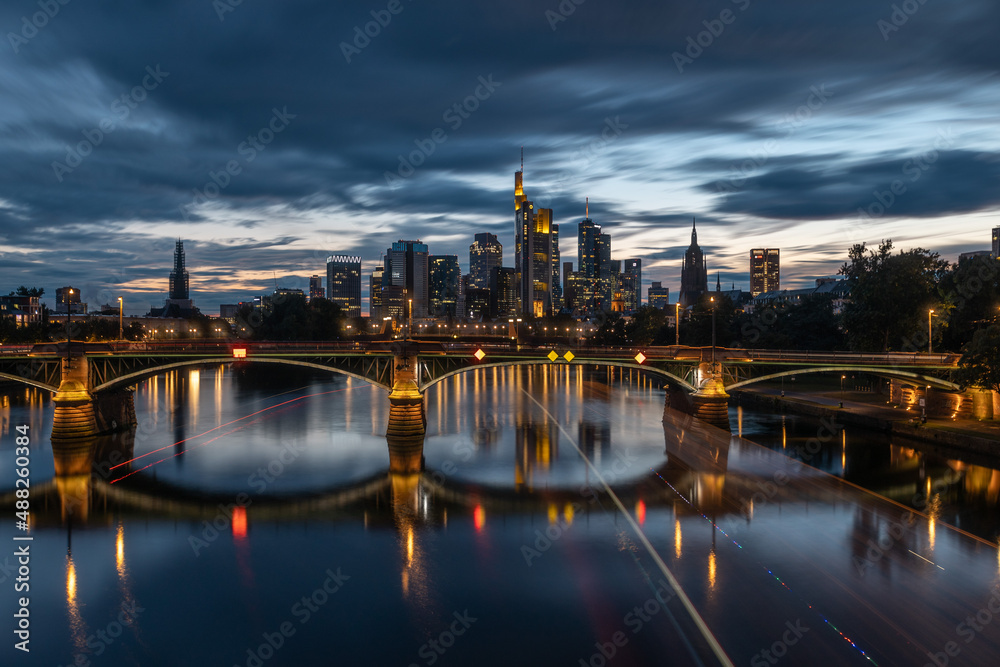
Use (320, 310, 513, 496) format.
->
(691, 217, 698, 245)
(716, 272, 721, 292)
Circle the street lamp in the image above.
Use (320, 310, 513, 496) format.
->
(65, 288, 74, 361)
(840, 374, 846, 408)
(928, 309, 935, 354)
(117, 296, 123, 341)
(675, 302, 680, 346)
(709, 296, 716, 364)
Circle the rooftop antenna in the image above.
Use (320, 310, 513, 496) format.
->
(273, 271, 278, 290)
(586, 197, 589, 218)
(520, 146, 523, 173)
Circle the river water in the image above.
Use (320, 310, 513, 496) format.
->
(2, 365, 1000, 666)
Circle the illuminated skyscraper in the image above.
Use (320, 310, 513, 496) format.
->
(369, 266, 383, 318)
(648, 282, 669, 309)
(429, 255, 461, 317)
(993, 227, 1000, 260)
(326, 255, 362, 317)
(551, 224, 562, 312)
(514, 156, 554, 317)
(386, 240, 429, 318)
(622, 258, 641, 311)
(750, 248, 780, 296)
(469, 233, 502, 291)
(679, 219, 708, 307)
(309, 275, 324, 302)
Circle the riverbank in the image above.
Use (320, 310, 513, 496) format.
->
(731, 386, 1000, 458)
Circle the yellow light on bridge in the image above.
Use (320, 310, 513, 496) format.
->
(547, 350, 558, 362)
(563, 351, 575, 362)
(232, 348, 247, 359)
(634, 352, 646, 364)
(473, 348, 486, 361)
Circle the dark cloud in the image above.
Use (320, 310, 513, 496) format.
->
(0, 0, 997, 309)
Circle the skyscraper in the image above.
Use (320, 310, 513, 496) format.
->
(386, 240, 429, 318)
(595, 232, 613, 310)
(326, 255, 362, 317)
(993, 227, 1000, 260)
(679, 219, 708, 307)
(622, 258, 641, 311)
(429, 255, 461, 317)
(551, 224, 562, 312)
(369, 266, 384, 319)
(514, 159, 554, 317)
(750, 248, 780, 296)
(469, 233, 502, 291)
(169, 239, 189, 300)
(491, 266, 516, 318)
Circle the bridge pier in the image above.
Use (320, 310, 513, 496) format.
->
(52, 356, 98, 440)
(386, 352, 425, 473)
(664, 362, 731, 431)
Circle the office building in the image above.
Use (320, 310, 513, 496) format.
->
(309, 275, 324, 301)
(648, 282, 669, 310)
(622, 259, 641, 311)
(750, 248, 780, 297)
(491, 267, 517, 318)
(385, 240, 429, 318)
(679, 219, 708, 307)
(551, 224, 562, 312)
(429, 255, 461, 317)
(514, 160, 555, 317)
(469, 233, 502, 291)
(369, 266, 384, 319)
(326, 255, 362, 318)
(993, 227, 1000, 260)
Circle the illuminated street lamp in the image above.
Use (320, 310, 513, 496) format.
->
(66, 288, 74, 360)
(840, 374, 846, 408)
(709, 296, 716, 364)
(675, 302, 680, 346)
(928, 309, 935, 354)
(117, 296, 123, 341)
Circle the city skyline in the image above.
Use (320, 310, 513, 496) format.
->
(2, 2, 999, 313)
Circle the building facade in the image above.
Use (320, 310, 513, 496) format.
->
(369, 266, 384, 319)
(385, 240, 429, 318)
(514, 166, 555, 317)
(648, 282, 669, 309)
(469, 233, 502, 291)
(309, 275, 324, 302)
(326, 255, 362, 318)
(750, 248, 780, 297)
(429, 255, 461, 317)
(622, 259, 641, 312)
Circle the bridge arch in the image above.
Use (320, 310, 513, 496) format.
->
(0, 372, 57, 393)
(91, 357, 393, 393)
(418, 359, 697, 393)
(726, 366, 961, 392)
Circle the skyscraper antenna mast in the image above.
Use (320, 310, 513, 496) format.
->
(520, 146, 523, 173)
(586, 197, 589, 218)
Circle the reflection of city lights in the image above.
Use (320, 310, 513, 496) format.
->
(548, 504, 558, 524)
(474, 505, 485, 531)
(232, 506, 247, 539)
(636, 500, 646, 525)
(708, 549, 717, 588)
(674, 520, 682, 559)
(67, 557, 77, 602)
(406, 526, 414, 566)
(563, 503, 575, 526)
(116, 524, 125, 575)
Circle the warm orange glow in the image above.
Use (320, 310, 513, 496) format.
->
(232, 506, 247, 539)
(548, 503, 558, 524)
(636, 500, 647, 525)
(474, 348, 486, 361)
(116, 524, 125, 574)
(66, 557, 77, 602)
(674, 519, 682, 559)
(406, 526, 414, 565)
(708, 549, 717, 588)
(474, 505, 485, 531)
(232, 348, 247, 358)
(634, 352, 646, 364)
(563, 503, 575, 526)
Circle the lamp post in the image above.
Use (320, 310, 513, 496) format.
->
(408, 297, 413, 340)
(65, 288, 74, 361)
(928, 309, 935, 354)
(709, 296, 716, 364)
(117, 296, 123, 341)
(675, 302, 680, 346)
(840, 374, 846, 408)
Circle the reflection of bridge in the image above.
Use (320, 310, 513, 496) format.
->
(0, 340, 962, 438)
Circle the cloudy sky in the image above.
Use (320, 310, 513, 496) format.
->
(1, 0, 998, 314)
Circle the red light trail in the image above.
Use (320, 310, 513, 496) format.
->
(108, 386, 357, 482)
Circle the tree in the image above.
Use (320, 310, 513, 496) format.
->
(937, 254, 1000, 352)
(10, 286, 44, 297)
(840, 240, 949, 352)
(956, 325, 1000, 393)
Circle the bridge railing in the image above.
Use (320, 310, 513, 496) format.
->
(739, 349, 960, 366)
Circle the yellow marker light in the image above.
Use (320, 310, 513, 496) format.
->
(474, 348, 486, 361)
(547, 350, 558, 362)
(563, 351, 575, 362)
(634, 352, 646, 364)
